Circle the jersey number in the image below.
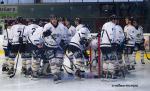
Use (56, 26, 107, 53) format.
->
(17, 31, 22, 36)
(32, 28, 36, 35)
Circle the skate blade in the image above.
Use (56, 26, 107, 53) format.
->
(74, 77, 84, 81)
(30, 77, 40, 81)
(54, 80, 63, 84)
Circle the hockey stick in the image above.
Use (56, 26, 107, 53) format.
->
(62, 64, 73, 76)
(63, 64, 74, 71)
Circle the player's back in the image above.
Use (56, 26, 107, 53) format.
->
(29, 27, 44, 45)
(25, 24, 40, 37)
(11, 24, 26, 44)
(114, 25, 125, 44)
(101, 21, 116, 47)
(124, 25, 137, 46)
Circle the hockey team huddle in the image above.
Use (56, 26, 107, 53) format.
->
(1, 14, 145, 83)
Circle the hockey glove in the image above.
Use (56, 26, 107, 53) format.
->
(60, 40, 67, 49)
(7, 42, 12, 51)
(80, 37, 87, 45)
(141, 38, 145, 44)
(43, 30, 52, 37)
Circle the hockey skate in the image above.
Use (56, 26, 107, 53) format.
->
(134, 61, 136, 64)
(7, 67, 15, 76)
(131, 65, 135, 70)
(127, 65, 132, 70)
(53, 73, 62, 84)
(30, 71, 40, 80)
(23, 68, 32, 77)
(102, 71, 107, 78)
(21, 67, 27, 75)
(2, 63, 9, 73)
(141, 59, 145, 64)
(74, 69, 82, 80)
(38, 66, 52, 78)
(107, 71, 117, 79)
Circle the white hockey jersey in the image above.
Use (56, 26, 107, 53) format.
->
(100, 21, 116, 47)
(43, 22, 65, 48)
(3, 28, 12, 48)
(69, 25, 76, 37)
(59, 22, 70, 43)
(70, 26, 91, 50)
(135, 26, 144, 44)
(124, 25, 137, 46)
(10, 24, 26, 45)
(68, 25, 76, 41)
(24, 24, 40, 43)
(76, 24, 84, 31)
(90, 37, 98, 50)
(114, 25, 125, 44)
(28, 27, 44, 46)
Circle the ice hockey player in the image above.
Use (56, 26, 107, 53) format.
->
(22, 19, 40, 76)
(42, 15, 67, 82)
(2, 20, 13, 73)
(64, 18, 76, 39)
(58, 17, 70, 51)
(132, 18, 145, 64)
(124, 16, 137, 70)
(68, 17, 86, 71)
(67, 17, 91, 79)
(28, 24, 45, 78)
(89, 34, 99, 77)
(100, 15, 118, 79)
(7, 16, 27, 75)
(74, 17, 85, 31)
(113, 17, 126, 77)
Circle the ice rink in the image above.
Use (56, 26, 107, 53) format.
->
(0, 54, 150, 91)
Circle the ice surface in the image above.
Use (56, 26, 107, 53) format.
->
(0, 56, 150, 91)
